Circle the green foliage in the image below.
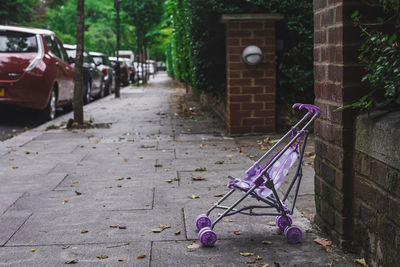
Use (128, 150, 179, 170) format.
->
(0, 0, 42, 25)
(166, 0, 314, 104)
(341, 1, 400, 111)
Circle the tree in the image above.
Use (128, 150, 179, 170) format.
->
(122, 0, 165, 83)
(0, 0, 41, 25)
(73, 0, 85, 125)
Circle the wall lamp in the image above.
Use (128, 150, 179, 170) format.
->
(242, 45, 263, 65)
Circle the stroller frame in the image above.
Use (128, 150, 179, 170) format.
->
(196, 104, 320, 246)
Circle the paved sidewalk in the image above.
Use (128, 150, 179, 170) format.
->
(0, 73, 353, 266)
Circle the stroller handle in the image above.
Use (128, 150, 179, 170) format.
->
(292, 103, 321, 117)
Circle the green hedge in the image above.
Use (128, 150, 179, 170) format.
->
(166, 0, 314, 104)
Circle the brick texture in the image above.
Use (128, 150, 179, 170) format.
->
(225, 19, 277, 135)
(314, 1, 400, 265)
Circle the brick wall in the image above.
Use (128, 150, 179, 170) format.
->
(223, 14, 282, 135)
(314, 1, 400, 265)
(313, 0, 364, 246)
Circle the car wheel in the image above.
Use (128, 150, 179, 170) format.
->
(84, 80, 91, 104)
(42, 89, 57, 121)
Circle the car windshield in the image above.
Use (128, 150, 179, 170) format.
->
(0, 30, 38, 53)
(65, 48, 76, 58)
(92, 56, 103, 65)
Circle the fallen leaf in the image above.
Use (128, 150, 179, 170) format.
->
(282, 180, 289, 184)
(123, 158, 129, 162)
(81, 229, 88, 234)
(261, 240, 272, 245)
(192, 176, 206, 181)
(214, 193, 225, 197)
(240, 252, 254, 257)
(137, 254, 146, 259)
(62, 200, 68, 204)
(72, 181, 79, 184)
(105, 186, 112, 189)
(187, 243, 200, 249)
(215, 161, 224, 164)
(118, 226, 127, 229)
(266, 221, 276, 226)
(151, 228, 162, 233)
(174, 230, 181, 235)
(110, 224, 118, 228)
(30, 248, 36, 252)
(226, 154, 234, 158)
(159, 224, 171, 230)
(115, 177, 124, 181)
(11, 166, 18, 169)
(65, 259, 78, 264)
(141, 145, 155, 148)
(24, 151, 30, 154)
(223, 218, 234, 222)
(189, 194, 200, 199)
(314, 238, 332, 247)
(118, 258, 126, 262)
(234, 231, 242, 235)
(200, 143, 206, 147)
(166, 177, 179, 183)
(117, 185, 122, 188)
(75, 190, 82, 195)
(195, 167, 206, 171)
(256, 256, 263, 260)
(154, 164, 163, 167)
(354, 258, 367, 266)
(96, 255, 108, 259)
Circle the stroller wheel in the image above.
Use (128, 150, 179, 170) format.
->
(284, 225, 302, 244)
(196, 214, 211, 230)
(275, 215, 293, 230)
(199, 228, 217, 247)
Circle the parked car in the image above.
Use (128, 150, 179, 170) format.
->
(0, 25, 74, 121)
(109, 57, 129, 86)
(123, 59, 136, 83)
(89, 51, 114, 95)
(64, 44, 105, 103)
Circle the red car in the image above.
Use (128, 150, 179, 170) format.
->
(0, 25, 74, 120)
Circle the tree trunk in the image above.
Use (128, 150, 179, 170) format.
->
(73, 0, 85, 125)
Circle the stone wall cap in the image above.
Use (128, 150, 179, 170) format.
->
(221, 13, 284, 23)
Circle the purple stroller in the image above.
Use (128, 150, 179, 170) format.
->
(195, 104, 320, 246)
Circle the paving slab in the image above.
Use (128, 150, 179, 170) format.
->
(151, 236, 350, 267)
(7, 209, 185, 246)
(0, 242, 150, 267)
(0, 211, 32, 246)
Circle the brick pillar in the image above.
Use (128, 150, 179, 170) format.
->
(222, 14, 283, 135)
(313, 1, 364, 246)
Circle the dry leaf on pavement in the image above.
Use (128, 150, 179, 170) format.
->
(96, 255, 108, 259)
(354, 258, 367, 266)
(30, 249, 36, 252)
(240, 252, 254, 257)
(118, 258, 126, 262)
(195, 167, 207, 171)
(137, 254, 146, 259)
(187, 243, 200, 249)
(234, 231, 242, 235)
(65, 259, 78, 264)
(189, 194, 200, 199)
(223, 218, 233, 222)
(81, 229, 88, 234)
(192, 176, 206, 181)
(314, 238, 332, 247)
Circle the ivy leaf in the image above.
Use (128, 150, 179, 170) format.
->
(388, 33, 397, 45)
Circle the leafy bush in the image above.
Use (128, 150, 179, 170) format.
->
(166, 0, 314, 104)
(341, 1, 400, 111)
